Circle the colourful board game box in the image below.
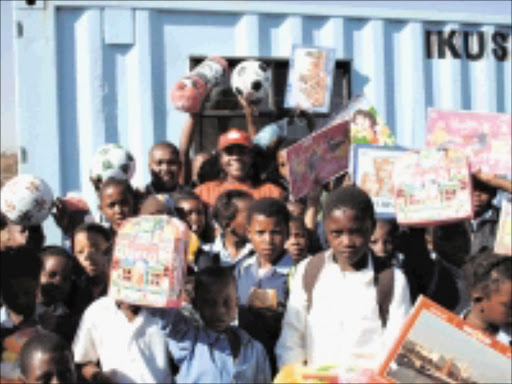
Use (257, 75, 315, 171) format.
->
(426, 109, 512, 175)
(495, 197, 512, 256)
(393, 148, 473, 225)
(284, 45, 335, 113)
(377, 296, 512, 383)
(284, 120, 350, 200)
(109, 215, 190, 308)
(350, 144, 407, 219)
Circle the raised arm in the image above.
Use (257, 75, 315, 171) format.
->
(238, 95, 259, 138)
(179, 113, 198, 185)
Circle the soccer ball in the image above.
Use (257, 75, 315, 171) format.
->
(90, 143, 135, 184)
(1, 174, 54, 226)
(231, 60, 271, 105)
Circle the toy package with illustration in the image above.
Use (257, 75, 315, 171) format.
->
(284, 120, 350, 200)
(350, 144, 407, 219)
(495, 197, 512, 256)
(284, 45, 335, 113)
(109, 215, 191, 308)
(426, 109, 511, 175)
(393, 148, 473, 225)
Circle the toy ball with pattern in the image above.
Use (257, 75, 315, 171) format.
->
(1, 174, 54, 226)
(231, 59, 271, 105)
(89, 143, 135, 184)
(171, 57, 229, 113)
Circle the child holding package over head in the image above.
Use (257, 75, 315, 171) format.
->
(276, 186, 411, 371)
(462, 250, 511, 346)
(156, 266, 271, 383)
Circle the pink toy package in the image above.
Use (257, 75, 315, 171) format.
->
(426, 109, 511, 175)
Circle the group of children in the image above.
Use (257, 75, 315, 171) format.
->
(1, 100, 511, 384)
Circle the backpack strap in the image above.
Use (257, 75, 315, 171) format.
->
(371, 253, 394, 327)
(302, 250, 327, 313)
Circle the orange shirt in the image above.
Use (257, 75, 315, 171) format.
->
(195, 180, 285, 207)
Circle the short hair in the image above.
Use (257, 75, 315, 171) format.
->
(0, 211, 8, 231)
(149, 141, 180, 158)
(197, 152, 222, 185)
(39, 246, 73, 269)
(72, 222, 112, 252)
(138, 194, 172, 216)
(1, 246, 41, 282)
(472, 175, 497, 198)
(99, 178, 136, 203)
(463, 250, 511, 298)
(323, 185, 375, 225)
(246, 198, 290, 228)
(171, 190, 203, 207)
(289, 215, 306, 229)
(20, 331, 71, 377)
(213, 189, 254, 230)
(194, 266, 236, 298)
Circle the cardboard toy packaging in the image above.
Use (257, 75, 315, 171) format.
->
(495, 197, 512, 256)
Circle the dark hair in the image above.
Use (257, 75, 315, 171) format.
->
(246, 198, 290, 228)
(213, 189, 254, 230)
(197, 151, 222, 185)
(39, 246, 73, 269)
(471, 175, 498, 199)
(172, 190, 203, 207)
(433, 221, 471, 267)
(0, 211, 8, 231)
(99, 178, 136, 204)
(323, 185, 375, 225)
(20, 331, 71, 377)
(72, 222, 112, 253)
(150, 141, 180, 158)
(463, 250, 511, 298)
(138, 194, 172, 216)
(375, 219, 399, 235)
(194, 266, 236, 298)
(172, 190, 215, 243)
(1, 246, 41, 283)
(26, 225, 45, 251)
(289, 215, 306, 229)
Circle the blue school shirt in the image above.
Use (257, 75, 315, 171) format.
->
(201, 234, 255, 268)
(154, 309, 271, 384)
(235, 253, 293, 306)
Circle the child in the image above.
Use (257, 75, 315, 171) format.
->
(203, 189, 255, 267)
(37, 246, 76, 343)
(172, 190, 214, 244)
(276, 186, 411, 370)
(138, 194, 175, 216)
(286, 216, 309, 266)
(463, 250, 511, 346)
(20, 331, 77, 384)
(70, 223, 112, 316)
(1, 246, 42, 382)
(72, 298, 173, 383)
(145, 142, 183, 195)
(235, 198, 292, 309)
(99, 178, 137, 235)
(369, 219, 399, 264)
(158, 266, 271, 383)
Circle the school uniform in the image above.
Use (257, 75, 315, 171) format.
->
(72, 296, 173, 384)
(276, 249, 411, 370)
(235, 253, 293, 307)
(470, 205, 500, 255)
(155, 309, 271, 383)
(201, 235, 255, 268)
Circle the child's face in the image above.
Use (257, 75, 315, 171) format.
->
(5, 223, 29, 248)
(472, 189, 494, 217)
(286, 201, 305, 217)
(175, 199, 206, 235)
(39, 255, 72, 305)
(195, 280, 238, 333)
(73, 231, 109, 280)
(370, 221, 395, 259)
(149, 147, 181, 191)
(100, 185, 135, 231)
(3, 277, 38, 318)
(22, 350, 76, 384)
(324, 208, 373, 266)
(229, 198, 252, 239)
(220, 145, 252, 181)
(481, 280, 512, 328)
(276, 150, 288, 182)
(286, 221, 308, 263)
(248, 214, 288, 263)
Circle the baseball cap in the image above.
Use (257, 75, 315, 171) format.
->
(218, 129, 252, 150)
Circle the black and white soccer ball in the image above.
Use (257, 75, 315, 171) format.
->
(230, 60, 271, 105)
(90, 143, 135, 184)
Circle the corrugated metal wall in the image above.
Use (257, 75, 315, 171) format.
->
(13, 1, 512, 243)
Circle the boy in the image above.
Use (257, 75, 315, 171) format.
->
(157, 266, 271, 383)
(235, 198, 292, 308)
(20, 331, 77, 384)
(276, 186, 411, 370)
(99, 178, 137, 235)
(462, 250, 511, 346)
(1, 246, 42, 382)
(173, 190, 214, 244)
(202, 189, 255, 267)
(72, 297, 173, 383)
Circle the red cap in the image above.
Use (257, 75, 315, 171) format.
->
(218, 129, 252, 150)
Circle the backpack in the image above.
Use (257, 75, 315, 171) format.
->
(302, 250, 394, 327)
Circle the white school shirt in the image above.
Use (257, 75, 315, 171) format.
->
(72, 296, 173, 384)
(275, 249, 411, 371)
